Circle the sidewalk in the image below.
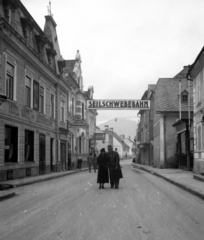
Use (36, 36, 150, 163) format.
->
(132, 163, 204, 201)
(0, 168, 88, 201)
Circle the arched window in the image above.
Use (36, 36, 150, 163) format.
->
(181, 90, 188, 103)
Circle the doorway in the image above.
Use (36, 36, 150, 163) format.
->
(50, 138, 54, 171)
(60, 141, 66, 170)
(39, 133, 46, 175)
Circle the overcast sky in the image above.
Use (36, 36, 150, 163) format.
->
(21, 0, 204, 124)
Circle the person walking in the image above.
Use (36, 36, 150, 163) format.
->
(77, 156, 82, 170)
(93, 153, 97, 172)
(97, 148, 109, 189)
(87, 152, 93, 172)
(107, 145, 123, 189)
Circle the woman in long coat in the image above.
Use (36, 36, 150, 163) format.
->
(97, 148, 109, 189)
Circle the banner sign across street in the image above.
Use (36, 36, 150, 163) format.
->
(87, 99, 150, 110)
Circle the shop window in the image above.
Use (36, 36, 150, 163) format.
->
(5, 125, 18, 163)
(25, 130, 34, 162)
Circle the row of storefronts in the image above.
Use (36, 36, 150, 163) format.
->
(0, 0, 97, 181)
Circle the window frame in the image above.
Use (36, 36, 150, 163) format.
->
(50, 93, 55, 119)
(33, 80, 39, 111)
(61, 100, 65, 122)
(25, 75, 32, 108)
(181, 90, 188, 103)
(5, 56, 16, 101)
(39, 85, 45, 114)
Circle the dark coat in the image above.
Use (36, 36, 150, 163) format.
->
(97, 153, 109, 184)
(108, 151, 123, 180)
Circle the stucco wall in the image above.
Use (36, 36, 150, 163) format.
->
(154, 114, 178, 168)
(165, 115, 178, 168)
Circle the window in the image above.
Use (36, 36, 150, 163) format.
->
(72, 97, 75, 116)
(39, 86, 44, 113)
(181, 91, 188, 103)
(61, 100, 65, 122)
(6, 62, 14, 100)
(51, 94, 55, 118)
(33, 80, 39, 110)
(82, 102, 85, 120)
(25, 130, 34, 162)
(67, 92, 70, 113)
(25, 76, 31, 107)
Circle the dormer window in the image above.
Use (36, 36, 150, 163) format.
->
(181, 90, 188, 103)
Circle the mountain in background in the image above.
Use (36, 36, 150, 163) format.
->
(97, 117, 138, 141)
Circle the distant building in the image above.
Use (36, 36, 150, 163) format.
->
(96, 128, 130, 158)
(153, 67, 193, 169)
(137, 84, 155, 166)
(188, 46, 204, 174)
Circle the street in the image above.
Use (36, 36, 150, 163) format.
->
(0, 160, 204, 240)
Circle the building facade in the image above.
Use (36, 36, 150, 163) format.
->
(137, 84, 155, 166)
(0, 0, 96, 181)
(188, 46, 204, 174)
(153, 67, 193, 169)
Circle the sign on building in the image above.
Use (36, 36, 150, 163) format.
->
(87, 99, 150, 110)
(94, 133, 106, 140)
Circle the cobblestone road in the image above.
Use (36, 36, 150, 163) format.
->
(0, 160, 204, 240)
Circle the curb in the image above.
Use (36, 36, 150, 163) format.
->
(12, 168, 88, 188)
(0, 168, 88, 202)
(0, 192, 16, 202)
(132, 164, 204, 201)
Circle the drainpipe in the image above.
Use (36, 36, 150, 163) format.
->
(179, 79, 182, 119)
(186, 73, 193, 170)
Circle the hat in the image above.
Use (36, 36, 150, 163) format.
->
(100, 148, 105, 153)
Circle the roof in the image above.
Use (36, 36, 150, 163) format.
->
(174, 66, 189, 79)
(188, 45, 204, 78)
(105, 129, 130, 149)
(65, 60, 75, 72)
(154, 77, 193, 113)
